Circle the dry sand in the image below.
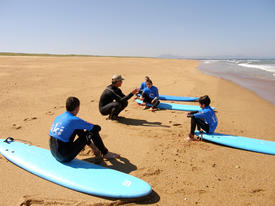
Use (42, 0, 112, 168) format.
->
(0, 56, 274, 206)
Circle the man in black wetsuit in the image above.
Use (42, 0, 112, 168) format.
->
(99, 74, 138, 120)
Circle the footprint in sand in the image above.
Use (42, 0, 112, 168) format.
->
(12, 123, 21, 129)
(18, 195, 126, 205)
(53, 106, 65, 109)
(46, 106, 65, 115)
(23, 117, 37, 121)
(142, 168, 162, 177)
(251, 189, 264, 194)
(172, 123, 181, 126)
(46, 111, 55, 115)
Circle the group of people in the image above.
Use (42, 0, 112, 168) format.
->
(48, 74, 218, 163)
(98, 75, 160, 120)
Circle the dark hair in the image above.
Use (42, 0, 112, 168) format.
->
(66, 96, 80, 112)
(146, 79, 152, 84)
(198, 95, 211, 106)
(145, 76, 150, 80)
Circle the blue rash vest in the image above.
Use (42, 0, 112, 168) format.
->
(49, 112, 94, 142)
(194, 106, 218, 133)
(139, 82, 147, 92)
(142, 86, 159, 100)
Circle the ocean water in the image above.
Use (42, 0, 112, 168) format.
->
(197, 60, 275, 104)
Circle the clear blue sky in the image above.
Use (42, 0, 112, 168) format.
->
(1, 0, 275, 58)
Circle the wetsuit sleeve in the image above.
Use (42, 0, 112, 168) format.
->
(194, 111, 206, 119)
(139, 82, 143, 90)
(141, 89, 147, 98)
(73, 118, 94, 131)
(120, 93, 133, 102)
(113, 88, 133, 102)
(156, 87, 159, 98)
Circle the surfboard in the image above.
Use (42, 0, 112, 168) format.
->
(136, 99, 215, 112)
(159, 95, 198, 102)
(194, 131, 275, 155)
(0, 138, 152, 198)
(137, 94, 198, 102)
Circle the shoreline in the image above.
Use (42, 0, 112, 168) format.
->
(197, 61, 275, 105)
(0, 56, 274, 206)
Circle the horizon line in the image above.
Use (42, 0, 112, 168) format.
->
(0, 52, 274, 60)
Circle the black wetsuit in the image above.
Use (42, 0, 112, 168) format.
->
(188, 111, 209, 135)
(99, 85, 133, 117)
(50, 126, 108, 162)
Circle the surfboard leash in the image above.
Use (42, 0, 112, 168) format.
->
(4, 137, 14, 143)
(4, 137, 32, 145)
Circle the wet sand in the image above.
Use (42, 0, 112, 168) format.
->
(0, 56, 274, 206)
(198, 61, 275, 105)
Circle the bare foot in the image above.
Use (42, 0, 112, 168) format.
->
(144, 105, 150, 110)
(185, 133, 197, 141)
(103, 152, 120, 160)
(150, 107, 157, 112)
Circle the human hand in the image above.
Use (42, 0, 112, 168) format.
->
(131, 88, 139, 94)
(186, 113, 193, 118)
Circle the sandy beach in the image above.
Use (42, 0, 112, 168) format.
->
(0, 56, 274, 206)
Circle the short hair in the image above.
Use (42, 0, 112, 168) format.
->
(66, 96, 80, 112)
(146, 79, 152, 84)
(198, 95, 211, 106)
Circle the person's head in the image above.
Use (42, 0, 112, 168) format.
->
(112, 74, 124, 87)
(145, 79, 153, 88)
(66, 96, 80, 115)
(198, 95, 211, 108)
(145, 76, 150, 81)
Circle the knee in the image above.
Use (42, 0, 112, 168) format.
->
(114, 102, 122, 109)
(90, 124, 101, 133)
(121, 101, 128, 108)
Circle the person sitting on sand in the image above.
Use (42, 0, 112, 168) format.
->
(49, 96, 119, 162)
(138, 76, 150, 95)
(186, 95, 218, 141)
(99, 74, 138, 120)
(141, 79, 160, 111)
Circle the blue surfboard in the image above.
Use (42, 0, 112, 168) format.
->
(194, 131, 275, 155)
(159, 95, 198, 102)
(137, 94, 198, 102)
(136, 99, 214, 112)
(0, 138, 152, 198)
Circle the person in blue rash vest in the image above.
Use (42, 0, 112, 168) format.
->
(141, 79, 160, 111)
(49, 96, 119, 162)
(138, 76, 150, 94)
(186, 95, 218, 141)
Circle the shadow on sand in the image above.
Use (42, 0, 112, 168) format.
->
(117, 116, 170, 128)
(83, 156, 160, 204)
(83, 156, 137, 174)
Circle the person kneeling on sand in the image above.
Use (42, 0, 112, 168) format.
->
(141, 79, 160, 111)
(186, 95, 218, 141)
(49, 96, 119, 162)
(99, 74, 138, 120)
